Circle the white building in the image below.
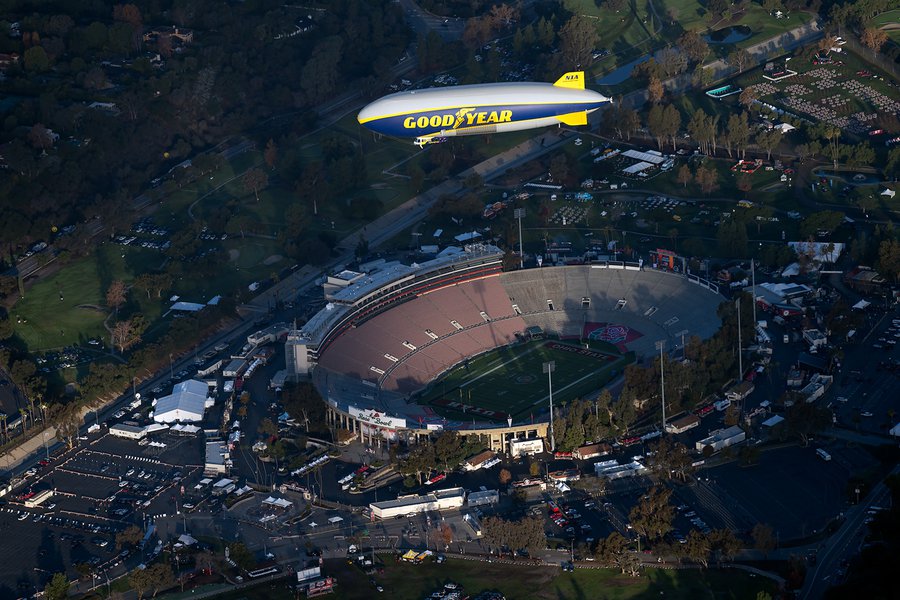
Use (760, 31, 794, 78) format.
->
(509, 437, 544, 458)
(153, 379, 211, 423)
(109, 423, 146, 440)
(369, 487, 465, 520)
(696, 425, 746, 453)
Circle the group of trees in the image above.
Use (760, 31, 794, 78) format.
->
(0, 0, 411, 257)
(482, 514, 546, 556)
(552, 390, 636, 451)
(397, 431, 487, 485)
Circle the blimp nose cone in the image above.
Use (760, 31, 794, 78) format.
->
(358, 100, 381, 125)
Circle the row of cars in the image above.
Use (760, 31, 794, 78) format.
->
(871, 319, 900, 349)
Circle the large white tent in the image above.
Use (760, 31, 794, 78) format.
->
(153, 379, 209, 423)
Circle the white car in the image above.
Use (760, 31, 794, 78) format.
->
(861, 411, 873, 417)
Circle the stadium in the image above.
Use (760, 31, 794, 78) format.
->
(289, 245, 725, 452)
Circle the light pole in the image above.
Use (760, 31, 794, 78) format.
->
(750, 259, 757, 328)
(656, 340, 666, 432)
(169, 353, 174, 381)
(42, 429, 49, 460)
(736, 298, 743, 380)
(514, 208, 526, 269)
(543, 361, 556, 452)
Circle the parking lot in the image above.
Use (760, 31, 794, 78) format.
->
(0, 426, 205, 593)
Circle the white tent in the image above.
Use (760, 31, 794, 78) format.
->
(153, 379, 209, 423)
(623, 161, 654, 174)
(852, 299, 871, 310)
(890, 423, 900, 437)
(774, 123, 796, 133)
(881, 188, 896, 198)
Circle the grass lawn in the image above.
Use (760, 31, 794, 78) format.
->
(13, 244, 163, 351)
(210, 558, 779, 600)
(417, 339, 629, 421)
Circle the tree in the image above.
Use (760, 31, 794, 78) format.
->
(677, 30, 708, 64)
(258, 417, 278, 439)
(861, 28, 888, 58)
(662, 104, 682, 150)
(44, 573, 69, 600)
(677, 164, 692, 188)
(647, 104, 666, 149)
(685, 530, 710, 567)
(130, 568, 154, 599)
(228, 542, 256, 571)
(529, 461, 541, 477)
(726, 48, 753, 73)
(106, 280, 127, 318)
(264, 139, 277, 170)
(751, 523, 776, 557)
(489, 4, 519, 29)
(725, 113, 750, 159)
(695, 165, 719, 195)
(54, 402, 82, 449)
(659, 46, 687, 77)
(737, 174, 752, 198)
(116, 525, 143, 550)
(878, 239, 900, 283)
(498, 468, 512, 485)
(27, 124, 54, 149)
(756, 129, 782, 161)
(738, 87, 758, 108)
(559, 16, 597, 67)
(147, 562, 174, 597)
(24, 46, 50, 72)
(708, 528, 740, 565)
(111, 319, 141, 353)
(628, 485, 675, 549)
(647, 76, 664, 104)
(243, 168, 269, 202)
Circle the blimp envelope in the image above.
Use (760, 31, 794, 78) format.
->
(358, 71, 609, 146)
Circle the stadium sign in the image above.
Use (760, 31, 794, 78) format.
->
(348, 406, 407, 429)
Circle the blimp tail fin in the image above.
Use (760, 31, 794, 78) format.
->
(557, 111, 587, 126)
(553, 71, 585, 90)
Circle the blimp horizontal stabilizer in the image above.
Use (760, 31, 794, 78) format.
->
(358, 71, 610, 147)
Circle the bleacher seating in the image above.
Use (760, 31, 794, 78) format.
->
(317, 266, 723, 395)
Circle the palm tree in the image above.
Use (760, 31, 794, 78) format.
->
(19, 408, 29, 435)
(0, 413, 6, 444)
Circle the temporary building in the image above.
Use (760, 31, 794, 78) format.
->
(153, 379, 209, 423)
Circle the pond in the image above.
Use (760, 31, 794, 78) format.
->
(595, 55, 651, 86)
(704, 25, 752, 44)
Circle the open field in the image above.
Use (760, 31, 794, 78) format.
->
(12, 244, 164, 351)
(212, 558, 778, 600)
(872, 9, 900, 43)
(418, 339, 629, 421)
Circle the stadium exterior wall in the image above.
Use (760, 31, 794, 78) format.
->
(324, 404, 548, 454)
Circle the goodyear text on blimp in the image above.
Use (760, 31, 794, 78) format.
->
(403, 107, 513, 130)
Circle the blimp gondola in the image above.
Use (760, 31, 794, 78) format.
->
(358, 71, 610, 147)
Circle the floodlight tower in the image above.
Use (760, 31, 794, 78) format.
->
(656, 340, 666, 433)
(543, 361, 556, 452)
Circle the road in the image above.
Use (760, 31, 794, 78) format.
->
(801, 467, 897, 599)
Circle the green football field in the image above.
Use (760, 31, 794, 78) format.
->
(418, 339, 633, 422)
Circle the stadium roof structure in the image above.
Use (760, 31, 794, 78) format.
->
(300, 244, 503, 346)
(153, 379, 209, 423)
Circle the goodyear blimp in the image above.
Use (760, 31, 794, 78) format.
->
(357, 71, 610, 147)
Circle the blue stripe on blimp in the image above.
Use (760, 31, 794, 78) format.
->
(364, 102, 605, 137)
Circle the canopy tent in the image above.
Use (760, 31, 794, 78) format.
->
(852, 299, 870, 310)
